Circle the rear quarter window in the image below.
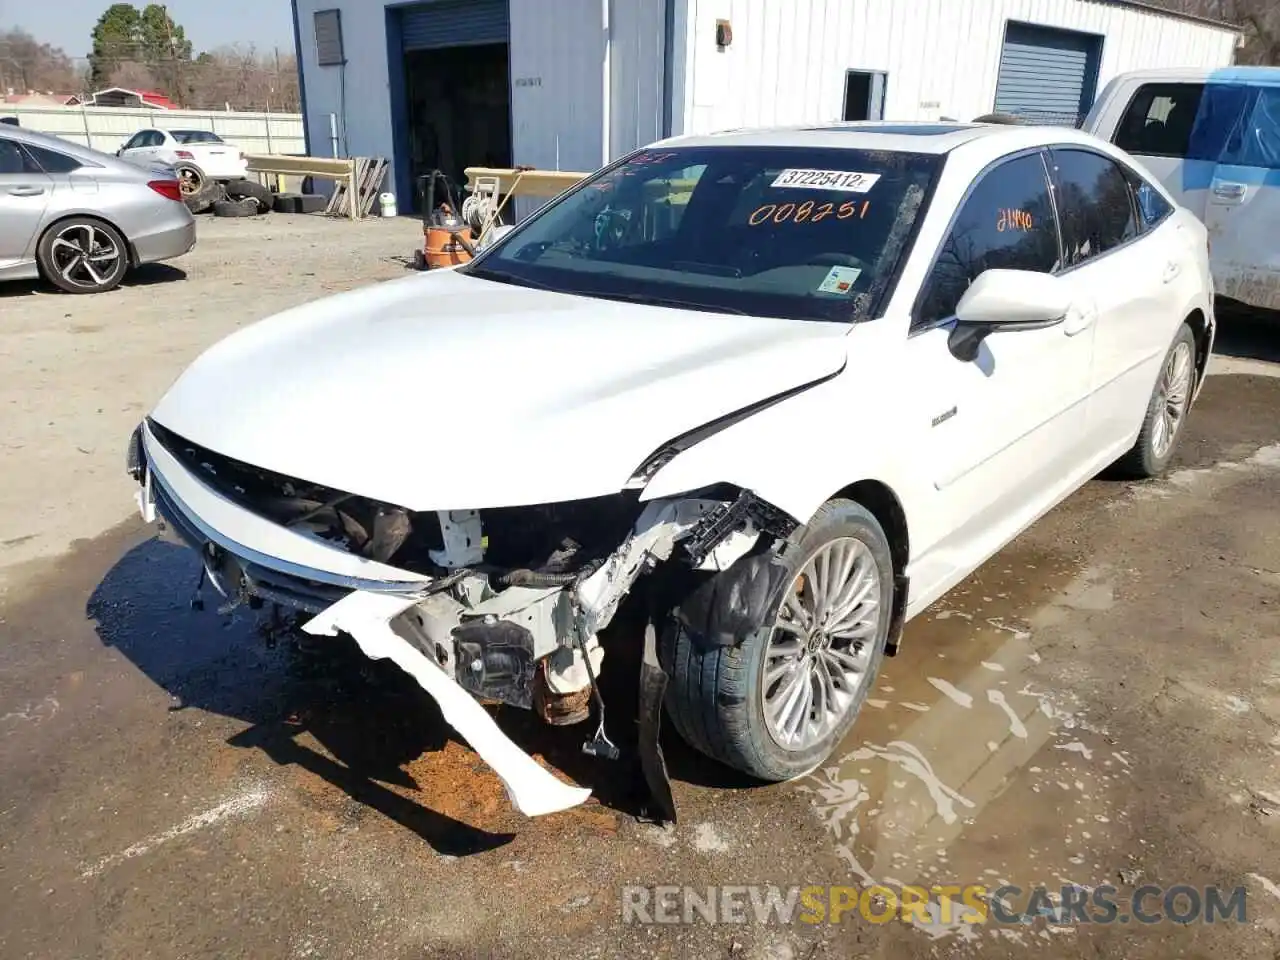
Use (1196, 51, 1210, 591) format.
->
(24, 144, 85, 174)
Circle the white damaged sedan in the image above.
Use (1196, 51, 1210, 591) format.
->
(129, 122, 1213, 818)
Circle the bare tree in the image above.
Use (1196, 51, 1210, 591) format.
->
(1145, 0, 1279, 64)
(185, 45, 299, 111)
(0, 28, 80, 94)
(107, 60, 159, 91)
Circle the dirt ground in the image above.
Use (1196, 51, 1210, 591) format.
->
(2, 217, 1280, 959)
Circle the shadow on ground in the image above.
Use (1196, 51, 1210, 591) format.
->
(0, 263, 187, 298)
(84, 536, 750, 854)
(1212, 299, 1280, 364)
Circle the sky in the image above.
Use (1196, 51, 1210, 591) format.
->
(1, 0, 297, 60)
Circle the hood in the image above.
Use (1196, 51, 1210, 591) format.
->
(151, 270, 849, 510)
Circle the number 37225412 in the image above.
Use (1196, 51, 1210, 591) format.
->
(748, 200, 870, 226)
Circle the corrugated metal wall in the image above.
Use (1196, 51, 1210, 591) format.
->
(295, 0, 396, 167)
(608, 0, 667, 156)
(1, 103, 305, 155)
(678, 0, 1238, 133)
(508, 0, 605, 172)
(507, 0, 607, 216)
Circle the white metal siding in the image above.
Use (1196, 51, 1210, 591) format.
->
(677, 0, 1237, 134)
(508, 0, 605, 202)
(608, 0, 667, 156)
(295, 0, 396, 169)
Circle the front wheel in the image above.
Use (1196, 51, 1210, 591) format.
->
(1113, 323, 1197, 479)
(662, 499, 893, 782)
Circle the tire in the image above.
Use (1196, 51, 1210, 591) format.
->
(661, 499, 894, 782)
(272, 192, 302, 214)
(225, 178, 273, 213)
(1112, 323, 1198, 479)
(36, 217, 129, 294)
(184, 180, 224, 214)
(212, 197, 259, 218)
(972, 113, 1024, 124)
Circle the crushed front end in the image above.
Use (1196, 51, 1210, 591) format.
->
(129, 417, 796, 820)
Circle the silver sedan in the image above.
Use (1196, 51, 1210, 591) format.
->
(0, 124, 196, 294)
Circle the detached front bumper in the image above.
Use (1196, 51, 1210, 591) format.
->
(131, 419, 595, 816)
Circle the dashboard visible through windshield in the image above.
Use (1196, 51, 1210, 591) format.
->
(463, 145, 943, 323)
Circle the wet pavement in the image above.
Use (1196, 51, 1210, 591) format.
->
(3, 372, 1280, 959)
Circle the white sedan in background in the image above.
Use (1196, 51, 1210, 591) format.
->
(128, 122, 1213, 819)
(116, 128, 248, 185)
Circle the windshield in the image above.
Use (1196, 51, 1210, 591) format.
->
(464, 146, 942, 321)
(172, 130, 224, 144)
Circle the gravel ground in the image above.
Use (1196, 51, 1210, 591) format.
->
(0, 213, 425, 587)
(2, 221, 1280, 959)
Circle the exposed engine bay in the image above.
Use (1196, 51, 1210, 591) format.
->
(135, 419, 802, 821)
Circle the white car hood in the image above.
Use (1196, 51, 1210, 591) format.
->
(151, 270, 849, 510)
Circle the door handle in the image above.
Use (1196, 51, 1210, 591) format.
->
(1211, 180, 1247, 203)
(6, 186, 45, 197)
(1162, 261, 1182, 284)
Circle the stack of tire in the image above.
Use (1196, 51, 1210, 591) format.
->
(175, 161, 274, 218)
(213, 180, 273, 218)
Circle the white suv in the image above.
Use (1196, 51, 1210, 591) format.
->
(129, 122, 1213, 818)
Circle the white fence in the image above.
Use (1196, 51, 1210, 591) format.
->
(0, 104, 306, 155)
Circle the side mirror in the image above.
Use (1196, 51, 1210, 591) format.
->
(948, 269, 1069, 362)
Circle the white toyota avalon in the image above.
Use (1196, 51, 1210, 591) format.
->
(128, 121, 1213, 819)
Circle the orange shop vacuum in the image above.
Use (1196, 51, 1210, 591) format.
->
(412, 170, 476, 271)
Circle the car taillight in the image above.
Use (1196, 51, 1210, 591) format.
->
(148, 179, 183, 202)
(175, 149, 194, 159)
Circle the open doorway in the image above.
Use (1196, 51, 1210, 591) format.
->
(843, 70, 888, 121)
(402, 43, 511, 212)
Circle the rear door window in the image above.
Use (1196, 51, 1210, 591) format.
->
(914, 151, 1060, 328)
(1114, 83, 1205, 158)
(1047, 149, 1140, 267)
(1217, 86, 1280, 170)
(1184, 84, 1253, 163)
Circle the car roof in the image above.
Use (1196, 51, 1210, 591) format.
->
(0, 124, 157, 174)
(653, 120, 1115, 160)
(1105, 65, 1280, 86)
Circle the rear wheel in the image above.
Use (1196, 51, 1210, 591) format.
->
(662, 499, 893, 781)
(173, 161, 207, 197)
(37, 217, 129, 294)
(1113, 323, 1197, 478)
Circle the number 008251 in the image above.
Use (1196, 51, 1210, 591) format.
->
(748, 200, 870, 226)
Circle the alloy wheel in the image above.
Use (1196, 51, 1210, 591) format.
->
(1151, 340, 1193, 460)
(761, 537, 882, 750)
(49, 224, 122, 291)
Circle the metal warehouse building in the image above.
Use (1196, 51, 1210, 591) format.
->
(290, 0, 1240, 210)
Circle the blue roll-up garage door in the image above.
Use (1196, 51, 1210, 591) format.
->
(401, 0, 509, 52)
(994, 22, 1101, 126)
